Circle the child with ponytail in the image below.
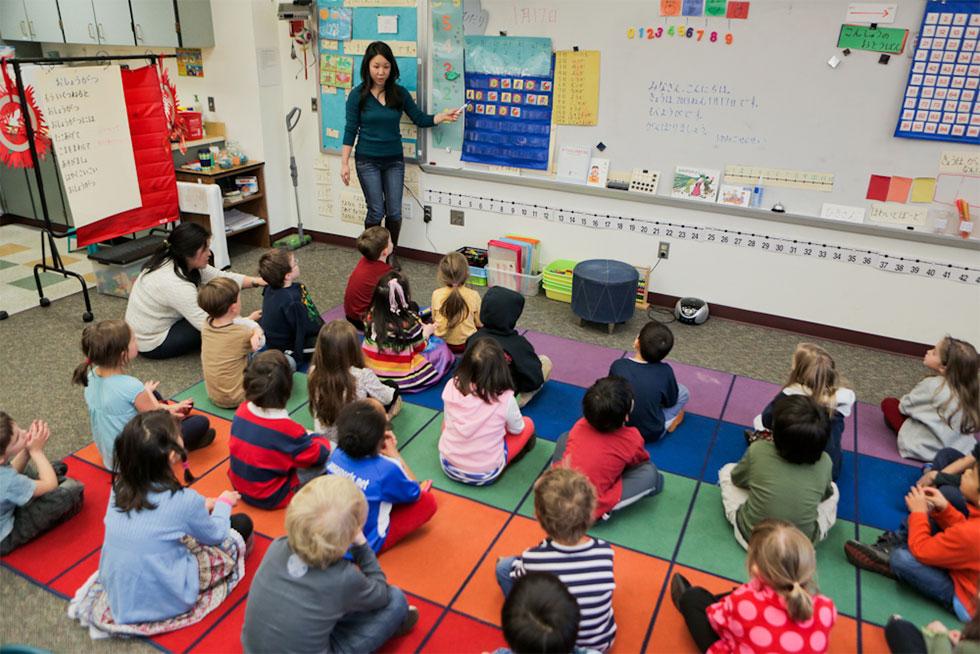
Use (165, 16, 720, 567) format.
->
(881, 336, 980, 461)
(671, 519, 837, 653)
(362, 271, 453, 392)
(431, 252, 482, 354)
(72, 320, 214, 469)
(68, 411, 252, 637)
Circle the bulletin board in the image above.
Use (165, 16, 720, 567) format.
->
(421, 0, 980, 228)
(316, 0, 422, 157)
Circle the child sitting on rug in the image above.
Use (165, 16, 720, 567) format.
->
(845, 455, 979, 622)
(68, 411, 253, 637)
(670, 519, 837, 654)
(362, 271, 453, 393)
(73, 319, 214, 469)
(466, 286, 551, 407)
(439, 338, 536, 486)
(1, 412, 84, 555)
(552, 376, 663, 521)
(259, 248, 324, 368)
(498, 573, 584, 654)
(608, 320, 689, 443)
(880, 336, 979, 462)
(198, 277, 265, 409)
(343, 226, 393, 332)
(746, 343, 855, 481)
(431, 251, 482, 354)
(230, 350, 331, 509)
(326, 399, 436, 553)
(718, 395, 838, 549)
(308, 320, 401, 449)
(241, 475, 419, 653)
(497, 468, 617, 652)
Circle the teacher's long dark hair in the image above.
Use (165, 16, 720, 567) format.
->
(143, 222, 210, 286)
(358, 41, 402, 111)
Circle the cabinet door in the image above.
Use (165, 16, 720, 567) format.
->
(59, 0, 98, 44)
(175, 0, 213, 48)
(24, 0, 64, 42)
(130, 0, 177, 47)
(92, 0, 134, 45)
(0, 0, 30, 41)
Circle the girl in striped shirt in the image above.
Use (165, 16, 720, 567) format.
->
(496, 468, 617, 652)
(362, 272, 453, 393)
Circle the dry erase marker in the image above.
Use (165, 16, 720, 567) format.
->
(457, 104, 469, 113)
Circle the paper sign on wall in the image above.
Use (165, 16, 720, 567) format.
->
(939, 151, 980, 175)
(845, 3, 897, 24)
(868, 202, 928, 226)
(553, 50, 600, 126)
(35, 65, 140, 229)
(320, 54, 354, 89)
(319, 7, 352, 40)
(820, 203, 866, 224)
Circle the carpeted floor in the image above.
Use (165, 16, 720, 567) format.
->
(0, 230, 935, 653)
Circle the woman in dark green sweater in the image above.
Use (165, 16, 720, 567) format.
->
(342, 41, 460, 269)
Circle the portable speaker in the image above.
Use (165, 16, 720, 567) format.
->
(674, 297, 709, 325)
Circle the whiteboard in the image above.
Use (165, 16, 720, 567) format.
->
(422, 0, 973, 222)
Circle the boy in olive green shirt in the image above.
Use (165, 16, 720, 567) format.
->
(718, 395, 839, 549)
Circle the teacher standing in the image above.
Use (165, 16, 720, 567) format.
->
(341, 41, 461, 270)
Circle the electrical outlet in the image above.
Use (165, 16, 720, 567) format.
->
(311, 97, 317, 112)
(658, 241, 670, 259)
(207, 96, 215, 112)
(423, 205, 432, 223)
(450, 209, 465, 226)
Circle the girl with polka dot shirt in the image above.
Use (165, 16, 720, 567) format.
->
(671, 519, 837, 653)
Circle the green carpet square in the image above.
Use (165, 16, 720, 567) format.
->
(517, 471, 696, 560)
(290, 401, 438, 443)
(399, 421, 554, 512)
(174, 372, 308, 421)
(0, 259, 17, 271)
(8, 270, 71, 290)
(856, 525, 963, 627)
(675, 484, 858, 616)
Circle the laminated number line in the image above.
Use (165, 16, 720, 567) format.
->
(423, 189, 980, 285)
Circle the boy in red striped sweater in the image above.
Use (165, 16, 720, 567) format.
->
(229, 350, 330, 509)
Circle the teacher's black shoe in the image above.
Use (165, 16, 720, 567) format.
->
(388, 253, 402, 271)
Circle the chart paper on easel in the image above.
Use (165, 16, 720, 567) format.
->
(35, 65, 140, 228)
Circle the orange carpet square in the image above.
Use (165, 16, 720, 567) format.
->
(862, 623, 890, 653)
(379, 489, 509, 606)
(73, 442, 106, 470)
(191, 461, 287, 539)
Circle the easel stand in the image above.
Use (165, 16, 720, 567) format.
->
(8, 53, 175, 322)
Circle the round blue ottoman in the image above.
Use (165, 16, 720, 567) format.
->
(571, 259, 638, 334)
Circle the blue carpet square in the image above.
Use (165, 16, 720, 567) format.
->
(645, 413, 718, 480)
(836, 451, 858, 524)
(857, 453, 921, 531)
(521, 381, 587, 441)
(400, 377, 452, 411)
(703, 420, 749, 483)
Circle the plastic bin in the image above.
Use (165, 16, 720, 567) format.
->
(467, 266, 488, 287)
(486, 266, 542, 296)
(544, 287, 572, 303)
(93, 256, 150, 298)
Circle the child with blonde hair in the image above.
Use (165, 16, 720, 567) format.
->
(72, 319, 213, 468)
(241, 475, 418, 653)
(881, 336, 980, 461)
(671, 519, 837, 653)
(747, 343, 855, 480)
(497, 467, 617, 652)
(440, 338, 536, 486)
(432, 251, 482, 353)
(308, 320, 401, 448)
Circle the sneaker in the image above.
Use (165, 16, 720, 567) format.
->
(388, 396, 403, 419)
(52, 460, 69, 477)
(873, 531, 902, 559)
(667, 410, 685, 433)
(670, 573, 692, 611)
(395, 606, 419, 636)
(844, 540, 896, 578)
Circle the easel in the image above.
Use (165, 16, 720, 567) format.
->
(7, 53, 175, 322)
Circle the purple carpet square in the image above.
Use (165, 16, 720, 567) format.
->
(522, 331, 626, 388)
(321, 304, 346, 323)
(854, 401, 915, 466)
(667, 361, 734, 420)
(722, 376, 782, 427)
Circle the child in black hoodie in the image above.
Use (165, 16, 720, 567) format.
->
(465, 287, 552, 407)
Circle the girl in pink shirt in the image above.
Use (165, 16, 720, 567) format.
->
(439, 339, 536, 485)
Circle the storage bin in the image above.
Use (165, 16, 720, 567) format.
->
(487, 266, 542, 296)
(93, 256, 150, 298)
(467, 265, 488, 287)
(544, 287, 572, 303)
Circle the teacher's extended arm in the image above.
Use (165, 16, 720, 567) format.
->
(403, 92, 461, 127)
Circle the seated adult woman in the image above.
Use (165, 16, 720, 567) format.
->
(125, 223, 265, 359)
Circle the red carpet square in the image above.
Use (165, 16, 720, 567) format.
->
(49, 548, 101, 597)
(377, 593, 445, 654)
(422, 610, 506, 654)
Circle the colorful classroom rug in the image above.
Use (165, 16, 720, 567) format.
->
(2, 310, 962, 653)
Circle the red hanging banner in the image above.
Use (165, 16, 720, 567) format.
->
(0, 57, 51, 168)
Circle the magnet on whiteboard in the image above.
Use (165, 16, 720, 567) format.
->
(879, 54, 891, 64)
(828, 55, 841, 68)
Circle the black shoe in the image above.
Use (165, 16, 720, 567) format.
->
(196, 428, 216, 449)
(670, 573, 692, 611)
(844, 540, 896, 578)
(52, 461, 69, 477)
(873, 531, 902, 559)
(388, 253, 402, 271)
(395, 606, 419, 636)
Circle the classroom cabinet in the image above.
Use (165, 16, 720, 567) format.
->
(131, 0, 177, 48)
(59, 0, 135, 46)
(0, 0, 64, 42)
